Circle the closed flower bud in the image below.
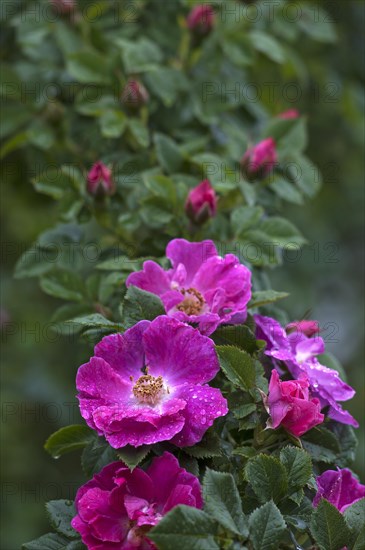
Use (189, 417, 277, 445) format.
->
(50, 0, 75, 14)
(185, 180, 217, 225)
(277, 109, 300, 119)
(87, 162, 115, 198)
(286, 320, 320, 338)
(187, 5, 215, 36)
(121, 79, 149, 109)
(240, 137, 277, 181)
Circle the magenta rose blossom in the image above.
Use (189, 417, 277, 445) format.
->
(76, 316, 227, 448)
(254, 315, 358, 427)
(266, 369, 324, 437)
(313, 468, 365, 512)
(87, 161, 115, 197)
(71, 452, 203, 549)
(121, 79, 149, 109)
(286, 319, 320, 338)
(126, 239, 251, 335)
(185, 180, 217, 225)
(240, 138, 277, 181)
(187, 5, 215, 35)
(277, 109, 300, 119)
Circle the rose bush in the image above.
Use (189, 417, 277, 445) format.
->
(5, 1, 361, 549)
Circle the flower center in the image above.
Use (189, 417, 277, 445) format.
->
(176, 287, 205, 315)
(133, 373, 164, 405)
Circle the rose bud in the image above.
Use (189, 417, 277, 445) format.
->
(265, 369, 324, 437)
(286, 320, 320, 338)
(121, 79, 149, 109)
(87, 161, 115, 198)
(50, 0, 75, 14)
(185, 180, 217, 225)
(240, 137, 277, 181)
(278, 109, 300, 119)
(187, 4, 215, 36)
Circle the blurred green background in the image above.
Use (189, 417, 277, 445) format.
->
(1, 1, 364, 548)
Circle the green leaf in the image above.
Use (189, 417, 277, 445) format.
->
(184, 430, 222, 459)
(65, 314, 122, 331)
(249, 31, 285, 64)
(122, 285, 165, 328)
(81, 438, 118, 477)
(249, 290, 289, 309)
(344, 498, 365, 550)
(154, 133, 184, 174)
(258, 217, 306, 247)
(66, 51, 112, 84)
(269, 178, 303, 205)
(231, 206, 263, 236)
(248, 501, 286, 550)
(149, 505, 219, 550)
(146, 68, 188, 106)
(280, 446, 312, 493)
(302, 426, 340, 463)
(32, 169, 74, 199)
(213, 324, 265, 355)
(45, 425, 95, 458)
(245, 455, 288, 503)
(298, 6, 337, 43)
(203, 469, 248, 537)
(40, 271, 85, 301)
(14, 245, 55, 279)
(128, 119, 149, 147)
(117, 445, 151, 471)
(310, 499, 351, 550)
(22, 533, 83, 550)
(46, 500, 78, 539)
(144, 174, 176, 203)
(116, 38, 163, 73)
(332, 423, 358, 467)
(217, 345, 256, 390)
(290, 154, 322, 197)
(99, 110, 127, 139)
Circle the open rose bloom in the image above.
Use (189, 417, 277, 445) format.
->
(71, 452, 202, 549)
(255, 315, 358, 427)
(76, 316, 227, 448)
(314, 468, 365, 512)
(266, 369, 324, 437)
(126, 239, 251, 335)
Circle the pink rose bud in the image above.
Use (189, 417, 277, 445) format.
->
(240, 137, 277, 181)
(266, 369, 324, 437)
(187, 5, 215, 36)
(121, 79, 149, 109)
(50, 0, 75, 14)
(185, 179, 217, 225)
(286, 320, 320, 338)
(278, 109, 300, 119)
(87, 162, 115, 198)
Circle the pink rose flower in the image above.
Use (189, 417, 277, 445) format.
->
(240, 138, 277, 181)
(286, 320, 320, 338)
(314, 468, 365, 513)
(187, 5, 215, 35)
(185, 180, 217, 225)
(71, 452, 203, 549)
(126, 239, 252, 335)
(254, 315, 358, 427)
(87, 161, 115, 197)
(76, 316, 227, 448)
(266, 369, 324, 437)
(277, 109, 300, 119)
(121, 79, 149, 109)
